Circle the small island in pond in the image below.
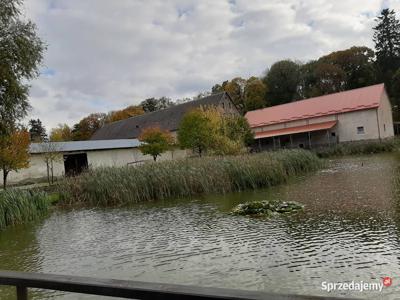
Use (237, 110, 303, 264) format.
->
(232, 200, 304, 217)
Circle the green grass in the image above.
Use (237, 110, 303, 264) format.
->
(0, 189, 50, 230)
(314, 139, 399, 158)
(58, 149, 322, 206)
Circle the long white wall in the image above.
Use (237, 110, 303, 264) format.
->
(7, 153, 65, 184)
(7, 147, 189, 185)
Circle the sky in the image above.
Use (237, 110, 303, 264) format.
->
(23, 0, 400, 130)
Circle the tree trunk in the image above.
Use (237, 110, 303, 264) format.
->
(153, 155, 157, 161)
(51, 160, 54, 184)
(3, 169, 8, 190)
(198, 147, 202, 157)
(46, 160, 50, 185)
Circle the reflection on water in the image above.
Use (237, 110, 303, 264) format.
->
(1, 153, 400, 299)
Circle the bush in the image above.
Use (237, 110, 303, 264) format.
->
(0, 189, 50, 230)
(315, 139, 398, 158)
(58, 149, 322, 206)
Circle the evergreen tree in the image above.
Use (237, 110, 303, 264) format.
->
(373, 8, 400, 88)
(28, 119, 47, 142)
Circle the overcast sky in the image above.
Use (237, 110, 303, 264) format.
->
(23, 0, 400, 130)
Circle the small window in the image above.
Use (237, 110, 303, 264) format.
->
(357, 126, 365, 134)
(331, 132, 336, 137)
(384, 124, 386, 131)
(135, 125, 139, 128)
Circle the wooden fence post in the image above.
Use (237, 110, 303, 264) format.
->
(16, 285, 28, 300)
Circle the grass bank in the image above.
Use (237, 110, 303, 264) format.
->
(58, 149, 322, 206)
(314, 138, 399, 158)
(0, 189, 50, 230)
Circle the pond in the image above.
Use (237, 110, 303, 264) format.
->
(1, 153, 400, 299)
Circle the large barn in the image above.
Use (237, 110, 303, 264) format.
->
(91, 92, 239, 140)
(245, 83, 394, 150)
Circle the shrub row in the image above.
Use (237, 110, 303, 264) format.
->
(314, 139, 398, 158)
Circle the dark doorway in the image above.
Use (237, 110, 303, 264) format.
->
(64, 153, 88, 176)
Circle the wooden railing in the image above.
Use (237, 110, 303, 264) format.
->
(0, 270, 359, 300)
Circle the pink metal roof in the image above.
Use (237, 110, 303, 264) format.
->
(254, 121, 337, 139)
(246, 84, 385, 128)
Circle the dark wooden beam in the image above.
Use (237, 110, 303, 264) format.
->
(16, 285, 28, 300)
(0, 270, 360, 300)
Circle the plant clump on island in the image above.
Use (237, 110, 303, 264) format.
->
(231, 200, 304, 217)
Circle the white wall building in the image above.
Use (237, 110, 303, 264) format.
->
(8, 139, 188, 185)
(245, 84, 394, 150)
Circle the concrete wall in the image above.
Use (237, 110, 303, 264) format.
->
(336, 109, 380, 142)
(7, 147, 189, 185)
(377, 91, 395, 139)
(87, 148, 188, 168)
(7, 153, 65, 184)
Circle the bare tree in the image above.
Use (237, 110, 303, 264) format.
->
(39, 142, 62, 184)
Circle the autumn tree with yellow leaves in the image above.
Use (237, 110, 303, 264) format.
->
(0, 129, 30, 189)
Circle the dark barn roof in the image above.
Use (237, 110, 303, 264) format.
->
(91, 92, 234, 140)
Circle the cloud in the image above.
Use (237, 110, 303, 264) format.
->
(22, 0, 392, 129)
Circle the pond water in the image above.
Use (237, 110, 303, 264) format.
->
(1, 154, 400, 299)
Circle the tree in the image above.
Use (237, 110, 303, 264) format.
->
(0, 128, 30, 189)
(140, 97, 174, 113)
(28, 118, 47, 142)
(39, 142, 61, 184)
(178, 108, 216, 156)
(312, 63, 346, 95)
(264, 60, 300, 105)
(391, 68, 400, 119)
(178, 108, 251, 156)
(319, 46, 377, 90)
(0, 0, 45, 135)
(50, 124, 73, 141)
(224, 115, 254, 147)
(138, 127, 174, 161)
(244, 77, 269, 111)
(298, 60, 320, 99)
(373, 8, 400, 87)
(72, 113, 106, 140)
(221, 78, 247, 110)
(106, 105, 144, 123)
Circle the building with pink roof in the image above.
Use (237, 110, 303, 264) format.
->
(245, 83, 394, 149)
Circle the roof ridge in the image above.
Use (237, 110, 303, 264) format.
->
(103, 92, 225, 127)
(246, 83, 385, 115)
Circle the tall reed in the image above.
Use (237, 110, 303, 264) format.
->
(58, 149, 322, 206)
(0, 189, 49, 230)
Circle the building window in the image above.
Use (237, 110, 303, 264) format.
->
(384, 124, 386, 131)
(357, 126, 365, 134)
(331, 132, 336, 137)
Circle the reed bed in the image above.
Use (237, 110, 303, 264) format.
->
(58, 149, 322, 206)
(0, 189, 50, 230)
(315, 139, 398, 158)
